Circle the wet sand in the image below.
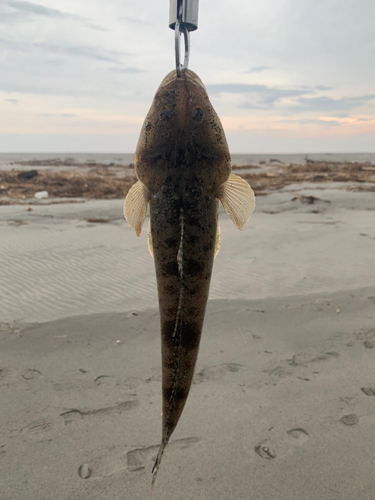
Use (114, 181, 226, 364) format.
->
(1, 182, 375, 499)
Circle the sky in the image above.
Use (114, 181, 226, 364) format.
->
(0, 0, 374, 153)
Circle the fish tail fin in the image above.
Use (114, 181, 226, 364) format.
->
(150, 438, 168, 493)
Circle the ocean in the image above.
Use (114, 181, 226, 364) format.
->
(0, 152, 374, 169)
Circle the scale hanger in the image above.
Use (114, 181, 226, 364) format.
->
(169, 0, 199, 77)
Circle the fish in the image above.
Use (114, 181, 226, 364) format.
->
(124, 69, 255, 488)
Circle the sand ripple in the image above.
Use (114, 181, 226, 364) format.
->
(1, 190, 375, 323)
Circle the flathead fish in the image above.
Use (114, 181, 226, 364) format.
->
(124, 69, 255, 488)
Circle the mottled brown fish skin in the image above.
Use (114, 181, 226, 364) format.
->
(134, 69, 231, 484)
(150, 175, 217, 440)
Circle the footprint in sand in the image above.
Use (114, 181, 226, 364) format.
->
(85, 437, 200, 479)
(361, 387, 375, 397)
(127, 444, 160, 472)
(254, 440, 276, 459)
(289, 352, 339, 367)
(287, 428, 309, 443)
(340, 414, 359, 426)
(311, 351, 340, 363)
(126, 437, 200, 473)
(255, 428, 309, 460)
(350, 328, 375, 348)
(0, 368, 10, 382)
(94, 375, 118, 387)
(78, 464, 92, 479)
(21, 369, 43, 381)
(60, 400, 138, 425)
(193, 363, 242, 384)
(267, 365, 293, 381)
(20, 419, 53, 437)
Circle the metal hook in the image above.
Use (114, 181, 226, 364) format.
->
(175, 16, 190, 77)
(170, 0, 199, 77)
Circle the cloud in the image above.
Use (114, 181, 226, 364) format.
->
(1, 1, 374, 156)
(243, 66, 270, 74)
(33, 42, 129, 63)
(40, 113, 77, 117)
(300, 119, 341, 127)
(119, 16, 152, 25)
(314, 85, 333, 91)
(5, 0, 106, 31)
(239, 89, 313, 108)
(206, 83, 375, 114)
(0, 36, 30, 52)
(207, 83, 315, 109)
(207, 83, 267, 95)
(0, 12, 31, 24)
(4, 98, 21, 105)
(293, 94, 375, 113)
(1, 36, 127, 63)
(299, 84, 333, 91)
(109, 66, 145, 74)
(7, 0, 81, 20)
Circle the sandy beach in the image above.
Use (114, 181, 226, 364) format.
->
(1, 165, 375, 499)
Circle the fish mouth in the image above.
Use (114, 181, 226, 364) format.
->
(159, 69, 205, 90)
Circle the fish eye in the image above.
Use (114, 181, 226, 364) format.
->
(192, 108, 203, 121)
(160, 109, 170, 121)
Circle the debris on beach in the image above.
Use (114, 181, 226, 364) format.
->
(0, 160, 374, 204)
(85, 218, 111, 224)
(0, 166, 136, 203)
(291, 195, 331, 204)
(34, 190, 48, 199)
(238, 161, 375, 195)
(17, 169, 38, 180)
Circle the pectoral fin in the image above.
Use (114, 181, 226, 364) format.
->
(123, 181, 150, 236)
(148, 221, 154, 258)
(217, 174, 255, 230)
(214, 219, 220, 258)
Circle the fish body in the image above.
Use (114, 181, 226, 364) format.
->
(124, 69, 255, 487)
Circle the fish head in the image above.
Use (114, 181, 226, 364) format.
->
(135, 69, 231, 195)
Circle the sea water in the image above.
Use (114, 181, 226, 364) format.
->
(0, 152, 374, 170)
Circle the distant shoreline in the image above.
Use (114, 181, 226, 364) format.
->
(1, 152, 375, 166)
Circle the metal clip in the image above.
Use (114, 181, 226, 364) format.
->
(169, 0, 199, 77)
(169, 0, 199, 32)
